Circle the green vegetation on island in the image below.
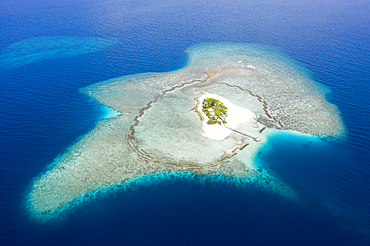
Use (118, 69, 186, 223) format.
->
(202, 97, 228, 125)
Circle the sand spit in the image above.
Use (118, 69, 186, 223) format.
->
(29, 43, 345, 215)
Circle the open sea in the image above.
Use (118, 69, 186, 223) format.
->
(1, 0, 369, 245)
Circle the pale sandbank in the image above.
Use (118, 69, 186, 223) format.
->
(198, 92, 257, 141)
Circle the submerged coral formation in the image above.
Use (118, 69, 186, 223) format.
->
(29, 43, 344, 216)
(0, 36, 118, 69)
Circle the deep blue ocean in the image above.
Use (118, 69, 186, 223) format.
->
(1, 0, 369, 245)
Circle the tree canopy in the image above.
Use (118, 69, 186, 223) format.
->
(202, 97, 228, 125)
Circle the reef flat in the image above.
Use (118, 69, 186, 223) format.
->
(29, 43, 344, 215)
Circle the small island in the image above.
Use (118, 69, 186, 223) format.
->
(28, 43, 345, 216)
(202, 97, 228, 125)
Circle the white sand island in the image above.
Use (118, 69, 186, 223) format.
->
(28, 43, 345, 216)
(198, 92, 258, 141)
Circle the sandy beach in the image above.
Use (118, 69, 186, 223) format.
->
(197, 92, 258, 140)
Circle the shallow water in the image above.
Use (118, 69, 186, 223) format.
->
(0, 36, 118, 69)
(1, 0, 369, 245)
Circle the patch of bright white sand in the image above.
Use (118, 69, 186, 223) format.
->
(198, 92, 257, 140)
